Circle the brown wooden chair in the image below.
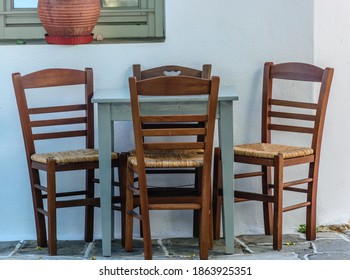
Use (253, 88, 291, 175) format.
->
(212, 62, 334, 250)
(132, 64, 211, 238)
(12, 68, 121, 255)
(124, 75, 219, 259)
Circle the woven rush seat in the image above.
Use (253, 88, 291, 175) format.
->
(234, 143, 314, 159)
(31, 148, 118, 164)
(128, 149, 204, 168)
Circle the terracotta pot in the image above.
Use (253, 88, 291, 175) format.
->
(38, 0, 100, 44)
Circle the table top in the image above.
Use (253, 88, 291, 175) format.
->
(92, 85, 238, 104)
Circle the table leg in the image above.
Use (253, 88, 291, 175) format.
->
(218, 100, 235, 254)
(98, 103, 113, 256)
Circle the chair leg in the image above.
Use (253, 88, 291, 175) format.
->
(193, 168, 202, 238)
(262, 166, 273, 235)
(273, 154, 284, 251)
(47, 159, 57, 255)
(212, 147, 222, 240)
(306, 162, 318, 241)
(193, 212, 200, 237)
(199, 171, 211, 260)
(199, 212, 210, 259)
(208, 207, 214, 250)
(31, 169, 48, 248)
(124, 165, 135, 252)
(140, 208, 152, 260)
(85, 169, 95, 242)
(137, 182, 152, 259)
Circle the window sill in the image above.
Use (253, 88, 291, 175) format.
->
(0, 36, 165, 45)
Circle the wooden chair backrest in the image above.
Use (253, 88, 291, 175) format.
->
(128, 75, 219, 172)
(12, 68, 94, 160)
(132, 64, 212, 141)
(262, 62, 334, 156)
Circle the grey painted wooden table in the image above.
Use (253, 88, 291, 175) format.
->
(92, 86, 238, 257)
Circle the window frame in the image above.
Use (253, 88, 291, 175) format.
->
(0, 0, 165, 41)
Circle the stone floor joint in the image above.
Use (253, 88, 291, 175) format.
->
(234, 237, 255, 254)
(157, 239, 169, 256)
(84, 241, 94, 259)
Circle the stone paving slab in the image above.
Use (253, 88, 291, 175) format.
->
(1, 231, 349, 260)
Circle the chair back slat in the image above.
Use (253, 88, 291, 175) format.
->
(31, 117, 87, 128)
(21, 68, 87, 88)
(269, 111, 316, 121)
(269, 99, 318, 110)
(142, 127, 206, 137)
(28, 104, 87, 114)
(140, 114, 208, 123)
(136, 76, 211, 96)
(268, 124, 314, 134)
(270, 62, 325, 82)
(144, 142, 205, 150)
(33, 130, 87, 140)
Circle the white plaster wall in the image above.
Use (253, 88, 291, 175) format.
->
(0, 0, 317, 241)
(314, 0, 350, 226)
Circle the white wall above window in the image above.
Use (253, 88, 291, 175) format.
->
(0, 0, 165, 41)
